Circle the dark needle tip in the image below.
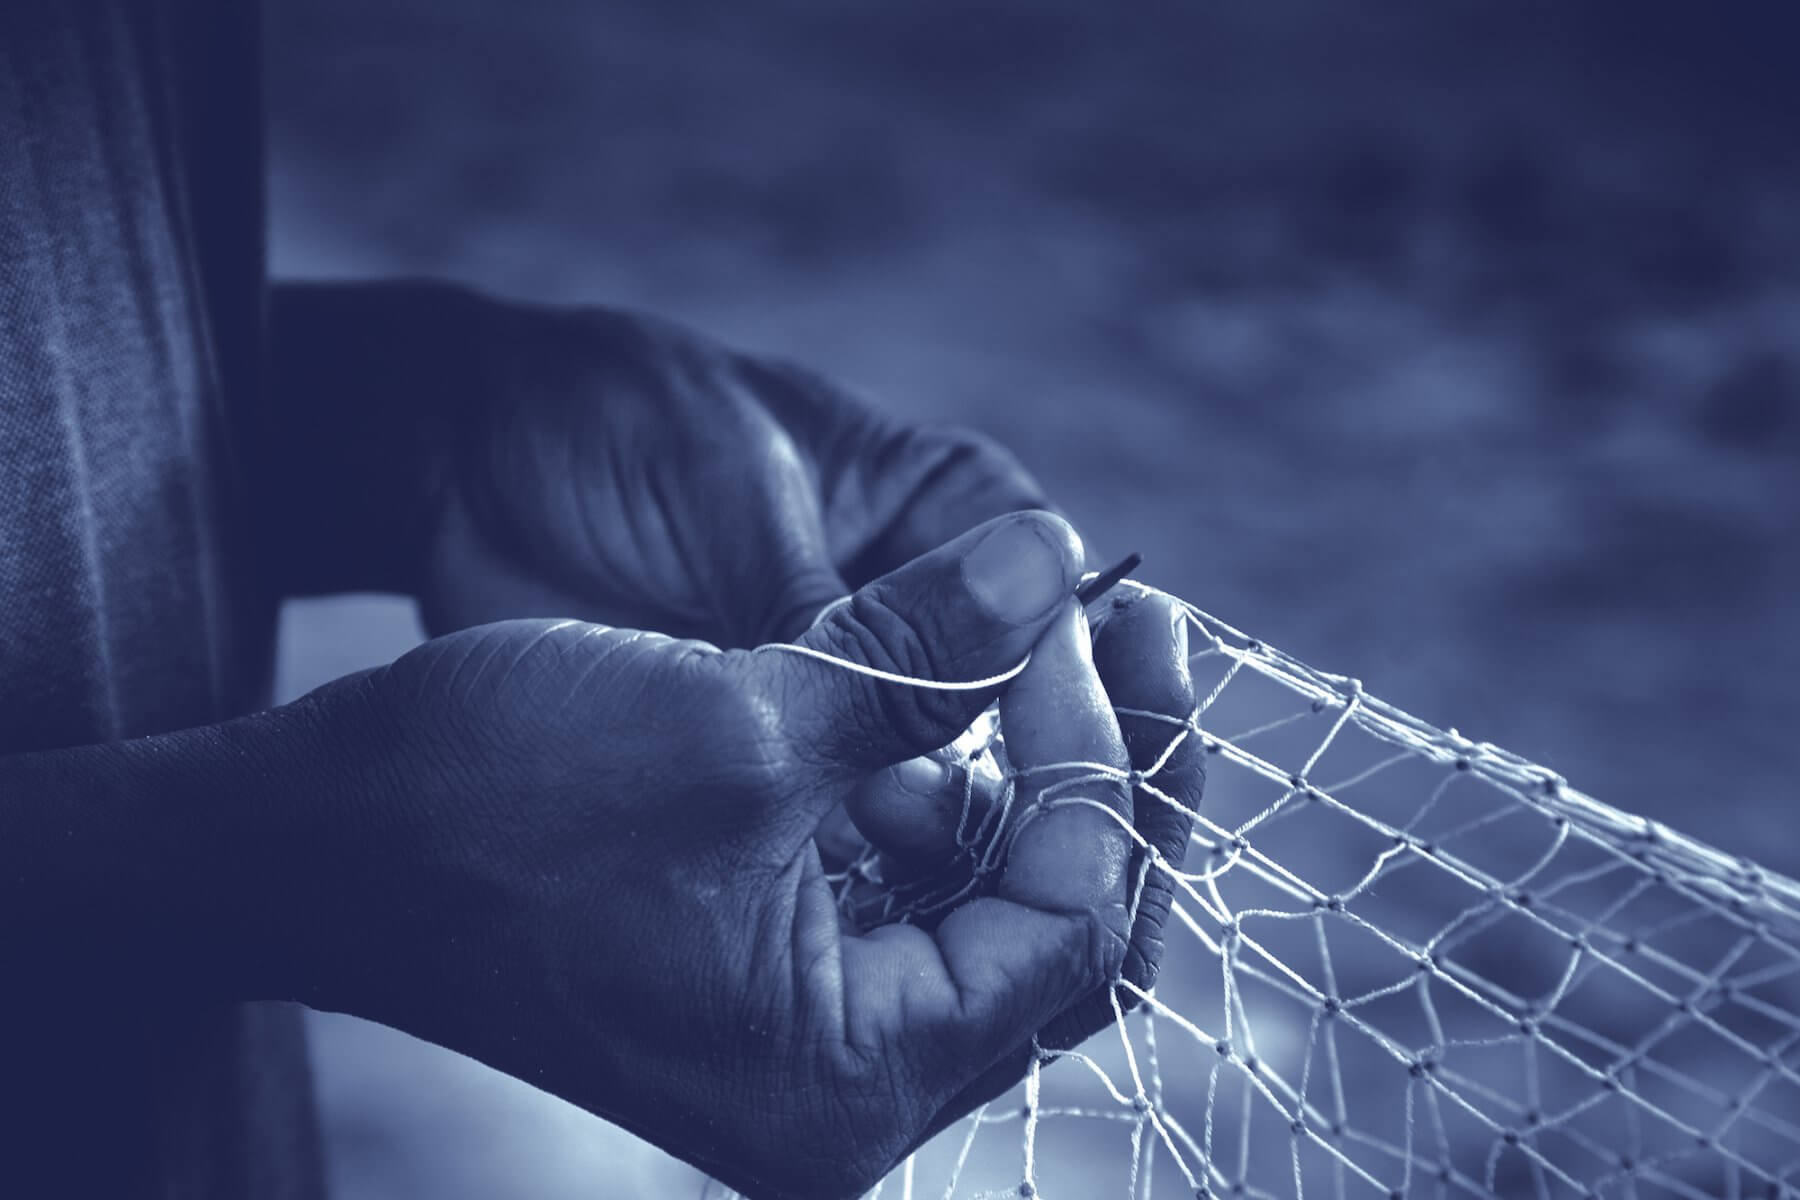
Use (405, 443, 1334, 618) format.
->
(1076, 551, 1143, 607)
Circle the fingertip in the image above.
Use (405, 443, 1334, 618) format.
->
(770, 512, 1085, 775)
(846, 753, 960, 869)
(845, 746, 1009, 879)
(1092, 591, 1195, 718)
(959, 511, 1085, 627)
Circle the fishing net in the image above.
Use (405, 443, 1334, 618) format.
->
(725, 584, 1800, 1199)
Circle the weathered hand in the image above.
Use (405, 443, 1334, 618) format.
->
(271, 512, 1195, 1199)
(835, 578, 1203, 1142)
(420, 301, 1061, 646)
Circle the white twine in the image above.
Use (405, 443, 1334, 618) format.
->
(724, 582, 1800, 1200)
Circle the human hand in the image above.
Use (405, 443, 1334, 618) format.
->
(419, 302, 1066, 646)
(271, 512, 1196, 1199)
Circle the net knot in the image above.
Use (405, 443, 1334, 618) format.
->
(836, 589, 1800, 1200)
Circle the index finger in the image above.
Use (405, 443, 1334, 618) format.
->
(993, 600, 1134, 937)
(859, 597, 1135, 1139)
(1038, 588, 1201, 1051)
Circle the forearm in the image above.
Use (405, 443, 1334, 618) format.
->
(0, 696, 342, 1003)
(262, 280, 502, 597)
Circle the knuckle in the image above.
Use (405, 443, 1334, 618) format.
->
(816, 591, 981, 761)
(1057, 908, 1128, 1001)
(959, 428, 1035, 486)
(852, 423, 1048, 532)
(1151, 812, 1197, 871)
(1118, 871, 1177, 1001)
(919, 423, 1022, 475)
(917, 425, 1049, 508)
(757, 561, 846, 646)
(1093, 908, 1131, 984)
(1122, 927, 1169, 996)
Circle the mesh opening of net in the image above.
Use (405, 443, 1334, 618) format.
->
(714, 585, 1800, 1200)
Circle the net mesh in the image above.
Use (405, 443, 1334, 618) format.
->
(739, 585, 1800, 1199)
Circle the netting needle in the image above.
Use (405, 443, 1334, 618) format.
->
(1076, 551, 1142, 608)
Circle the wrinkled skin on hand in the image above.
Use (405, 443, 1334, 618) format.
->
(421, 302, 1063, 648)
(275, 514, 1197, 1199)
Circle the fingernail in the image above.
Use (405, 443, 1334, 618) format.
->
(963, 515, 1072, 624)
(893, 754, 952, 795)
(1171, 604, 1190, 663)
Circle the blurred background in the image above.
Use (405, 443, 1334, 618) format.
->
(263, 2, 1799, 1195)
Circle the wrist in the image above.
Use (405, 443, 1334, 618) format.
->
(0, 700, 343, 1004)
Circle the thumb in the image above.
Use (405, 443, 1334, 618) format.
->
(756, 510, 1084, 777)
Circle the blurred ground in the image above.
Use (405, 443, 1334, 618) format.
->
(264, 2, 1800, 1196)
